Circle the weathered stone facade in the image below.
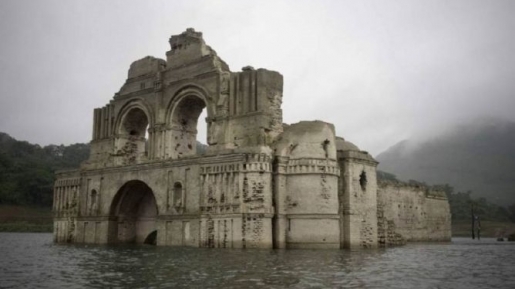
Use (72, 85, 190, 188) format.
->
(53, 29, 451, 249)
(377, 181, 451, 245)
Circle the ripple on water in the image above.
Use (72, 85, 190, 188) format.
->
(1, 234, 515, 288)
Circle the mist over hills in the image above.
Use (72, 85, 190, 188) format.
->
(376, 119, 515, 205)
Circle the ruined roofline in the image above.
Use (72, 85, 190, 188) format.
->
(378, 179, 448, 199)
(334, 136, 378, 164)
(166, 27, 229, 71)
(127, 56, 166, 80)
(54, 168, 81, 178)
(378, 178, 427, 189)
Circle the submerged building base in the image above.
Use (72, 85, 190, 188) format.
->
(53, 29, 451, 249)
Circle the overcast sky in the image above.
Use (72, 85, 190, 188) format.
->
(1, 0, 514, 156)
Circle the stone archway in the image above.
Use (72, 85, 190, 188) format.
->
(169, 94, 207, 157)
(108, 180, 158, 244)
(115, 103, 153, 164)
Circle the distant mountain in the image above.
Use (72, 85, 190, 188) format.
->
(376, 120, 515, 205)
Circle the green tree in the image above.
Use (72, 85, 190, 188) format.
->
(0, 132, 89, 207)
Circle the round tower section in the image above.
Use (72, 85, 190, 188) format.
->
(273, 121, 340, 249)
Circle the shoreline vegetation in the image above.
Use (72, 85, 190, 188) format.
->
(0, 205, 52, 232)
(451, 220, 515, 238)
(0, 222, 52, 232)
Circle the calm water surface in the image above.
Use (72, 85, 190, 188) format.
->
(1, 233, 514, 289)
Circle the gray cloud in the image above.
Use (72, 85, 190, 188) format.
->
(1, 0, 514, 156)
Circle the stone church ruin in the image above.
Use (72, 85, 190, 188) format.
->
(53, 29, 451, 249)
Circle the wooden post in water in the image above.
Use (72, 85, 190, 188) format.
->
(477, 215, 481, 241)
(471, 206, 475, 240)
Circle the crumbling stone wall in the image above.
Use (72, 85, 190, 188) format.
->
(53, 172, 80, 243)
(339, 157, 378, 249)
(377, 203, 406, 247)
(377, 180, 451, 242)
(196, 153, 274, 248)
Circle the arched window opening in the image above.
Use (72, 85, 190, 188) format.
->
(196, 108, 208, 155)
(359, 171, 367, 191)
(118, 108, 150, 164)
(90, 189, 98, 215)
(144, 124, 150, 157)
(170, 95, 207, 157)
(173, 182, 183, 207)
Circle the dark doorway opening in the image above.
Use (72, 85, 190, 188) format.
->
(109, 180, 158, 244)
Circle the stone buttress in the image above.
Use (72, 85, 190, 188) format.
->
(336, 137, 379, 249)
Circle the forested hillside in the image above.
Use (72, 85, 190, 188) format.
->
(0, 132, 210, 208)
(0, 133, 89, 207)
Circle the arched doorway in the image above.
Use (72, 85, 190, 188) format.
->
(109, 180, 158, 244)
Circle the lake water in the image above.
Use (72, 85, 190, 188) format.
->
(0, 233, 514, 289)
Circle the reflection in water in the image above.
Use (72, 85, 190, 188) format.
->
(1, 233, 515, 288)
